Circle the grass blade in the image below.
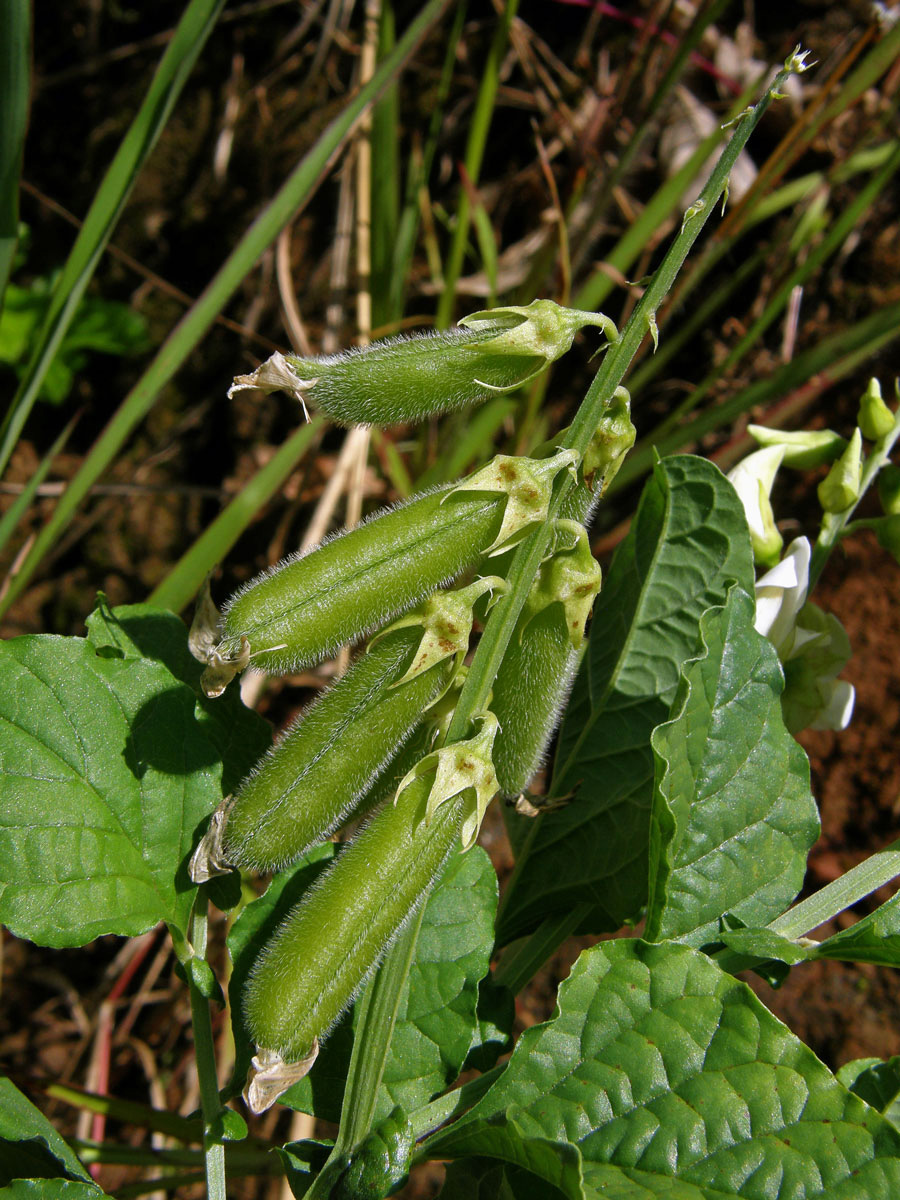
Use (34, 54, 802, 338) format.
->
(0, 0, 449, 619)
(0, 0, 30, 316)
(0, 0, 228, 479)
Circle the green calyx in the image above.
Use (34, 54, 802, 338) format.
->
(374, 575, 507, 687)
(817, 427, 863, 514)
(448, 447, 579, 553)
(395, 711, 500, 852)
(525, 521, 602, 649)
(581, 387, 636, 493)
(457, 298, 618, 391)
(747, 424, 846, 469)
(857, 377, 895, 442)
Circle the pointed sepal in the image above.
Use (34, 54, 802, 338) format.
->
(395, 712, 501, 852)
(525, 521, 602, 648)
(449, 448, 578, 553)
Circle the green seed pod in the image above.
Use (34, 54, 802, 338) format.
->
(491, 522, 602, 798)
(244, 772, 463, 1068)
(229, 300, 617, 427)
(215, 578, 500, 873)
(220, 629, 447, 873)
(199, 450, 575, 693)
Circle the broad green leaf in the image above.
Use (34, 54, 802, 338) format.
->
(0, 1079, 94, 1186)
(718, 889, 900, 976)
(441, 1156, 567, 1199)
(279, 846, 498, 1122)
(330, 1107, 413, 1200)
(83, 598, 270, 794)
(225, 844, 336, 1100)
(435, 1120, 583, 1200)
(814, 890, 900, 968)
(424, 939, 900, 1198)
(0, 603, 266, 946)
(838, 1058, 900, 1130)
(645, 586, 819, 945)
(497, 456, 754, 943)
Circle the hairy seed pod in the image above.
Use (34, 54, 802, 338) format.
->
(229, 300, 618, 427)
(218, 577, 499, 872)
(244, 774, 463, 1063)
(200, 450, 575, 693)
(221, 628, 451, 873)
(492, 523, 601, 798)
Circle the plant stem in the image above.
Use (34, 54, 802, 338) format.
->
(181, 892, 227, 1200)
(451, 52, 802, 743)
(768, 838, 900, 939)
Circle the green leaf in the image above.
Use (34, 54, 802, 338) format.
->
(83, 598, 270, 794)
(645, 586, 819, 945)
(424, 939, 900, 1198)
(814, 890, 900, 968)
(280, 846, 498, 1122)
(497, 456, 754, 943)
(441, 1156, 568, 1200)
(838, 1058, 900, 1130)
(0, 1079, 95, 1186)
(718, 888, 900, 975)
(441, 1158, 542, 1199)
(0, 603, 267, 947)
(434, 1118, 584, 1199)
(330, 1106, 413, 1200)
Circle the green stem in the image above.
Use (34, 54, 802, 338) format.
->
(808, 406, 900, 591)
(182, 893, 227, 1200)
(451, 54, 802, 742)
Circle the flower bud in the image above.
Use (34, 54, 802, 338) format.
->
(747, 424, 846, 469)
(857, 378, 894, 442)
(817, 427, 862, 514)
(726, 446, 784, 568)
(229, 300, 617, 428)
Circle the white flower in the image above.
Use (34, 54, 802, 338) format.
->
(754, 537, 855, 733)
(727, 445, 785, 567)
